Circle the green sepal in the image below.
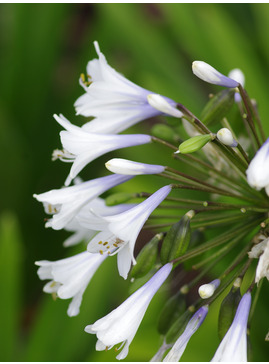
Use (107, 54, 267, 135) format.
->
(105, 192, 134, 206)
(201, 89, 235, 126)
(130, 233, 163, 279)
(218, 285, 241, 340)
(151, 123, 177, 143)
(157, 291, 186, 336)
(165, 309, 192, 344)
(160, 213, 192, 264)
(178, 134, 212, 154)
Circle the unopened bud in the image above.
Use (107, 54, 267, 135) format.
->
(147, 94, 183, 118)
(105, 158, 165, 175)
(192, 61, 239, 88)
(217, 128, 238, 147)
(178, 134, 214, 154)
(198, 279, 220, 299)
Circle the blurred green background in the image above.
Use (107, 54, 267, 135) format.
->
(0, 3, 269, 361)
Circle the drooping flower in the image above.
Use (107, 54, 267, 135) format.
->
(211, 292, 251, 362)
(74, 41, 181, 134)
(87, 185, 172, 279)
(163, 305, 208, 362)
(105, 158, 165, 175)
(85, 263, 173, 360)
(63, 197, 136, 247)
(33, 174, 132, 230)
(192, 61, 239, 88)
(246, 137, 269, 190)
(53, 114, 152, 186)
(36, 251, 106, 317)
(248, 237, 269, 283)
(198, 279, 220, 299)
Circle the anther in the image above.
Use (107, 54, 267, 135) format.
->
(106, 246, 110, 249)
(113, 243, 118, 247)
(103, 242, 108, 246)
(99, 250, 103, 255)
(98, 241, 102, 245)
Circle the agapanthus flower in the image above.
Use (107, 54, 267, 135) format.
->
(87, 185, 172, 279)
(85, 263, 172, 360)
(63, 197, 136, 247)
(211, 292, 251, 362)
(33, 174, 132, 230)
(53, 114, 152, 186)
(36, 251, 106, 317)
(246, 137, 269, 190)
(198, 279, 220, 299)
(163, 305, 208, 362)
(74, 41, 181, 134)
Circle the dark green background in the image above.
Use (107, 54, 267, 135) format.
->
(0, 3, 268, 361)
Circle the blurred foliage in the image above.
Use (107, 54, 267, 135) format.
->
(0, 3, 269, 361)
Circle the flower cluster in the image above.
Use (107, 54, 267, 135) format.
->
(34, 42, 269, 361)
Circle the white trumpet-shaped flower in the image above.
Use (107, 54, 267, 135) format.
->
(63, 197, 136, 247)
(74, 41, 181, 134)
(192, 61, 239, 88)
(105, 158, 165, 175)
(211, 292, 251, 362)
(87, 185, 172, 279)
(246, 138, 269, 190)
(163, 305, 208, 362)
(33, 174, 132, 230)
(85, 263, 173, 360)
(53, 114, 152, 186)
(36, 251, 106, 317)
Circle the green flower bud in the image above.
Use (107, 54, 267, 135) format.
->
(201, 89, 235, 126)
(218, 283, 242, 340)
(178, 134, 214, 154)
(160, 211, 194, 264)
(130, 233, 163, 279)
(151, 123, 177, 143)
(165, 310, 192, 344)
(105, 192, 134, 206)
(157, 291, 186, 336)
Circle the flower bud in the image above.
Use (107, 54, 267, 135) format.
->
(218, 284, 241, 340)
(201, 89, 235, 126)
(105, 158, 165, 175)
(217, 128, 238, 147)
(192, 61, 239, 88)
(246, 138, 269, 190)
(130, 233, 163, 279)
(160, 211, 194, 264)
(151, 123, 177, 143)
(178, 134, 214, 154)
(198, 279, 220, 299)
(147, 94, 183, 118)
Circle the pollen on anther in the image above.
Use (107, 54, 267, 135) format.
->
(113, 243, 118, 247)
(107, 251, 111, 255)
(106, 246, 110, 249)
(103, 242, 108, 246)
(99, 250, 103, 255)
(98, 241, 102, 245)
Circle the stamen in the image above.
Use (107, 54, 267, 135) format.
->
(103, 242, 108, 246)
(106, 246, 110, 249)
(99, 250, 103, 255)
(98, 241, 102, 245)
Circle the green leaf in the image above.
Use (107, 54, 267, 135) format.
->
(0, 211, 24, 361)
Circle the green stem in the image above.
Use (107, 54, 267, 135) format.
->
(238, 84, 261, 148)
